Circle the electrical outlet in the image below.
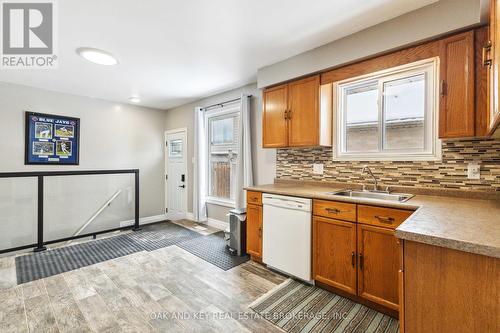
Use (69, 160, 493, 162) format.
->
(467, 163, 480, 180)
(313, 163, 324, 175)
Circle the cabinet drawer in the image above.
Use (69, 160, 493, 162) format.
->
(247, 191, 262, 205)
(313, 199, 356, 222)
(358, 205, 413, 229)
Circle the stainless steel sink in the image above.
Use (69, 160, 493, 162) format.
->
(325, 190, 414, 202)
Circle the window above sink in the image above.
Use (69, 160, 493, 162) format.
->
(334, 58, 441, 161)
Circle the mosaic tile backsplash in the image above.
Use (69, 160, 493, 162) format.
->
(276, 139, 500, 192)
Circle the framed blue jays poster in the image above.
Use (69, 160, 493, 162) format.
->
(25, 112, 80, 165)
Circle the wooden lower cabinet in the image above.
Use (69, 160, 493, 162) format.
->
(402, 241, 499, 333)
(357, 224, 400, 311)
(313, 216, 357, 295)
(246, 203, 262, 260)
(312, 209, 401, 313)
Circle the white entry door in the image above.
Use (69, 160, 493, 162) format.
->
(165, 129, 187, 220)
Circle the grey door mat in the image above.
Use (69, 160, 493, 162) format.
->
(16, 234, 143, 284)
(125, 221, 203, 251)
(249, 279, 399, 333)
(177, 231, 249, 271)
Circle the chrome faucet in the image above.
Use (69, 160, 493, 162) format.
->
(362, 165, 378, 191)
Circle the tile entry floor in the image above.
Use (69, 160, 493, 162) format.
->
(0, 220, 287, 332)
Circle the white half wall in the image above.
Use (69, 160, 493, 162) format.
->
(0, 82, 166, 218)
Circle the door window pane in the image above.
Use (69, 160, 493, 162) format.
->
(383, 74, 425, 150)
(345, 83, 379, 152)
(169, 139, 183, 158)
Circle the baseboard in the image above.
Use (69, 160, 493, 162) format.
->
(206, 218, 228, 231)
(185, 212, 194, 221)
(119, 214, 168, 227)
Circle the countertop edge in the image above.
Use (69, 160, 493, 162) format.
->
(245, 185, 500, 259)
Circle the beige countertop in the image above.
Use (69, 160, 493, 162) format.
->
(245, 182, 500, 259)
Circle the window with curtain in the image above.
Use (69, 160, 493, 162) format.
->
(335, 58, 440, 160)
(205, 104, 240, 206)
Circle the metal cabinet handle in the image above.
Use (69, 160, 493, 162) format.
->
(375, 215, 395, 224)
(258, 227, 262, 238)
(283, 110, 288, 119)
(325, 208, 341, 214)
(288, 110, 292, 119)
(351, 252, 355, 268)
(483, 40, 492, 67)
(359, 254, 364, 270)
(178, 185, 185, 188)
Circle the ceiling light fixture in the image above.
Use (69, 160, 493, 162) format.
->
(76, 47, 118, 66)
(128, 96, 141, 103)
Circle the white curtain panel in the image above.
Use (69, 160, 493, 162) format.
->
(193, 107, 207, 222)
(234, 94, 254, 212)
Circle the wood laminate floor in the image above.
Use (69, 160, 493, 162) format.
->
(0, 241, 287, 332)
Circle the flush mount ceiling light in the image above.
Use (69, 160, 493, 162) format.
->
(76, 47, 118, 66)
(128, 96, 141, 103)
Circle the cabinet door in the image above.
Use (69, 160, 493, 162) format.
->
(490, 0, 500, 134)
(263, 84, 288, 148)
(313, 216, 357, 295)
(246, 203, 262, 259)
(288, 75, 320, 146)
(357, 224, 399, 311)
(439, 31, 475, 138)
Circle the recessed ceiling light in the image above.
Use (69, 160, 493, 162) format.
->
(128, 96, 141, 103)
(76, 47, 118, 66)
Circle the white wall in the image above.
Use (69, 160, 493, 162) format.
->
(257, 0, 484, 88)
(0, 82, 166, 219)
(164, 83, 275, 221)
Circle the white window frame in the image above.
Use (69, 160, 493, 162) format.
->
(334, 57, 441, 161)
(204, 103, 240, 208)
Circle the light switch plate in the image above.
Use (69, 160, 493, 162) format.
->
(313, 163, 324, 175)
(467, 163, 480, 180)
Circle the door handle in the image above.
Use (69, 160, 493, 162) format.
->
(178, 185, 185, 188)
(351, 252, 355, 268)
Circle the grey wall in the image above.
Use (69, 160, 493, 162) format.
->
(164, 83, 275, 221)
(257, 0, 484, 88)
(0, 82, 166, 218)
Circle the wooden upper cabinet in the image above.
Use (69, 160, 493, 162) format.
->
(313, 217, 357, 295)
(490, 0, 500, 134)
(357, 224, 399, 311)
(288, 76, 320, 146)
(262, 84, 288, 148)
(262, 75, 332, 148)
(246, 203, 263, 259)
(439, 31, 476, 138)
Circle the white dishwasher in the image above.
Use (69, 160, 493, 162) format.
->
(262, 193, 312, 282)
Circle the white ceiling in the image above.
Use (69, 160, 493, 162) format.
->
(0, 0, 437, 109)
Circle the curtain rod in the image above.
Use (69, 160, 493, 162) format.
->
(201, 95, 252, 111)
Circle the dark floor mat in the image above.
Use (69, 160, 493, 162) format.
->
(177, 231, 249, 271)
(125, 221, 203, 251)
(16, 234, 143, 284)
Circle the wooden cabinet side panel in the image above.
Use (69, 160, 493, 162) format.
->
(404, 241, 499, 333)
(288, 75, 320, 146)
(263, 85, 288, 148)
(439, 31, 475, 138)
(313, 217, 357, 295)
(246, 204, 262, 258)
(475, 26, 490, 137)
(357, 224, 399, 311)
(490, 0, 500, 134)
